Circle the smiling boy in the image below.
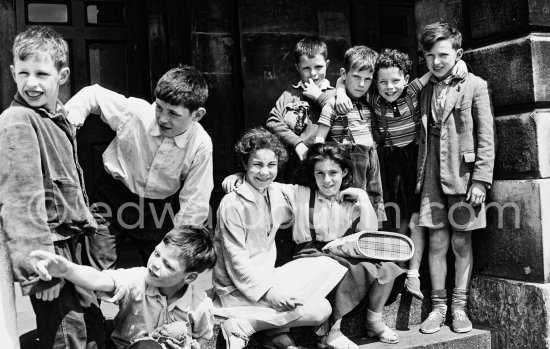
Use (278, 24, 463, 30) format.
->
(65, 66, 213, 270)
(0, 25, 104, 349)
(30, 227, 217, 349)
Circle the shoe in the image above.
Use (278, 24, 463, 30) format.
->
(317, 329, 358, 349)
(451, 309, 473, 333)
(404, 276, 424, 300)
(366, 320, 399, 344)
(419, 310, 446, 334)
(262, 332, 303, 349)
(220, 319, 249, 349)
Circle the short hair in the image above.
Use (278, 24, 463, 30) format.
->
(420, 21, 462, 52)
(375, 48, 412, 78)
(343, 45, 378, 73)
(12, 26, 68, 70)
(234, 127, 288, 169)
(294, 37, 328, 64)
(303, 143, 354, 191)
(162, 227, 217, 273)
(154, 65, 208, 111)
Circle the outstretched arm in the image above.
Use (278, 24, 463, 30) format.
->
(30, 250, 116, 293)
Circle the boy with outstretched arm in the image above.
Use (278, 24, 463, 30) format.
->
(31, 227, 217, 349)
(66, 66, 213, 270)
(0, 26, 104, 348)
(415, 22, 496, 334)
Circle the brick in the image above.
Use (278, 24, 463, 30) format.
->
(469, 0, 550, 41)
(494, 109, 550, 179)
(464, 34, 550, 109)
(470, 276, 550, 349)
(473, 179, 550, 283)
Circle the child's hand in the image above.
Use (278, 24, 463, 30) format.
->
(295, 143, 308, 161)
(222, 173, 244, 193)
(335, 89, 353, 115)
(337, 187, 367, 203)
(263, 288, 303, 311)
(30, 250, 71, 280)
(35, 279, 65, 301)
(302, 79, 323, 100)
(451, 60, 468, 80)
(466, 181, 486, 207)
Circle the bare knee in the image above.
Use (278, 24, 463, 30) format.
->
(451, 231, 472, 257)
(429, 229, 450, 256)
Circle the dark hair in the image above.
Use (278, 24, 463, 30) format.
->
(162, 227, 217, 273)
(234, 127, 288, 169)
(303, 143, 354, 191)
(12, 26, 68, 70)
(154, 65, 208, 111)
(343, 45, 378, 73)
(294, 37, 328, 64)
(375, 48, 412, 78)
(420, 21, 462, 52)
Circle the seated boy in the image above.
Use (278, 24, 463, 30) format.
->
(416, 22, 496, 334)
(266, 36, 336, 183)
(30, 227, 217, 349)
(314, 45, 386, 220)
(0, 25, 104, 348)
(65, 66, 213, 270)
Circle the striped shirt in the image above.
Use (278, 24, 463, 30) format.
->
(369, 78, 424, 148)
(319, 97, 374, 146)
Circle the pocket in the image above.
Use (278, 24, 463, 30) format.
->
(50, 178, 91, 227)
(461, 151, 476, 163)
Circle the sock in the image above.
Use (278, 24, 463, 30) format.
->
(366, 308, 382, 324)
(407, 269, 420, 278)
(431, 289, 447, 315)
(451, 287, 468, 312)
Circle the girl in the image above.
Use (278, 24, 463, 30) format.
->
(212, 128, 348, 349)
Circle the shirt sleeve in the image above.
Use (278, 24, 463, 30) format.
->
(407, 78, 425, 99)
(65, 84, 133, 131)
(265, 91, 303, 148)
(189, 294, 214, 341)
(314, 88, 336, 108)
(216, 201, 273, 302)
(0, 110, 60, 295)
(173, 148, 213, 228)
(318, 99, 336, 127)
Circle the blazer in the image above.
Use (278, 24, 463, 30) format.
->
(416, 73, 496, 195)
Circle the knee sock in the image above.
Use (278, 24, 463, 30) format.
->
(366, 308, 383, 324)
(451, 287, 468, 312)
(431, 289, 447, 315)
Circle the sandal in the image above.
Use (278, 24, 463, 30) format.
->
(262, 332, 303, 349)
(220, 318, 249, 349)
(317, 329, 358, 349)
(366, 320, 399, 344)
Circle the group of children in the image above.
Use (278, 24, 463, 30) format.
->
(0, 19, 495, 349)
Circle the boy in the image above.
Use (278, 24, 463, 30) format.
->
(266, 36, 336, 183)
(416, 22, 495, 334)
(65, 66, 213, 270)
(0, 26, 104, 348)
(314, 45, 385, 220)
(334, 49, 467, 299)
(30, 227, 217, 349)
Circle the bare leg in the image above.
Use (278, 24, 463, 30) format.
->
(428, 228, 451, 290)
(365, 280, 399, 344)
(451, 230, 473, 289)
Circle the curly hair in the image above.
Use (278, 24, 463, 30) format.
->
(375, 48, 412, 78)
(303, 143, 354, 191)
(12, 26, 68, 70)
(234, 127, 288, 169)
(154, 65, 208, 111)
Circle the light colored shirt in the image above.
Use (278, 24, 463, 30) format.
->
(212, 180, 293, 302)
(430, 75, 454, 126)
(65, 85, 213, 228)
(318, 98, 374, 146)
(275, 184, 363, 244)
(103, 267, 214, 349)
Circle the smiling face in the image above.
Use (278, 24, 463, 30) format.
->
(244, 148, 278, 193)
(11, 52, 69, 112)
(424, 39, 463, 81)
(145, 242, 195, 289)
(155, 99, 205, 138)
(295, 54, 329, 87)
(314, 158, 348, 198)
(376, 67, 409, 103)
(342, 66, 374, 99)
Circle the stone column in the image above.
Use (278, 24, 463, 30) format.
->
(0, 218, 20, 349)
(414, 0, 550, 348)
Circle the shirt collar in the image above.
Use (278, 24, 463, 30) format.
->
(292, 79, 333, 91)
(235, 179, 271, 205)
(13, 92, 65, 118)
(316, 190, 338, 203)
(429, 74, 458, 86)
(144, 283, 194, 311)
(149, 121, 195, 148)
